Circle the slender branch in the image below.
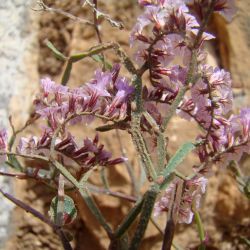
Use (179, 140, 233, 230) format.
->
(79, 187, 113, 236)
(92, 0, 106, 69)
(56, 174, 65, 226)
(114, 197, 144, 239)
(0, 188, 72, 250)
(83, 0, 124, 29)
(150, 217, 164, 235)
(33, 0, 94, 26)
(194, 211, 206, 250)
(2, 151, 49, 162)
(161, 85, 189, 131)
(100, 167, 110, 189)
(87, 183, 137, 203)
(0, 170, 46, 181)
(8, 114, 39, 151)
(0, 169, 137, 203)
(45, 40, 116, 85)
(93, 0, 102, 44)
(129, 185, 159, 250)
(115, 129, 139, 196)
(35, 0, 124, 30)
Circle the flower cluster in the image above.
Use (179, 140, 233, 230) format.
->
(35, 64, 134, 130)
(135, 0, 246, 224)
(129, 0, 217, 134)
(195, 108, 250, 171)
(132, 0, 243, 166)
(17, 131, 125, 177)
(179, 65, 232, 127)
(154, 176, 207, 223)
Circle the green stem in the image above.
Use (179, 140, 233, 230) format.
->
(128, 185, 159, 250)
(114, 197, 144, 239)
(131, 113, 157, 182)
(79, 187, 113, 236)
(128, 60, 157, 182)
(46, 40, 115, 86)
(61, 60, 73, 85)
(157, 133, 167, 173)
(51, 160, 113, 236)
(194, 211, 206, 250)
(100, 167, 110, 190)
(56, 174, 65, 227)
(45, 39, 67, 61)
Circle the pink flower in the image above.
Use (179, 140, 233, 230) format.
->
(17, 136, 39, 155)
(40, 78, 68, 97)
(35, 66, 134, 129)
(40, 78, 57, 97)
(85, 70, 112, 97)
(16, 131, 125, 172)
(195, 107, 250, 169)
(214, 0, 236, 22)
(154, 177, 207, 224)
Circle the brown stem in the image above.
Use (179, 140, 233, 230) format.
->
(162, 219, 175, 250)
(34, 0, 94, 26)
(93, 0, 106, 69)
(162, 180, 184, 250)
(84, 0, 124, 29)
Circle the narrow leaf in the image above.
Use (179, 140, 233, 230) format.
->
(61, 60, 73, 86)
(162, 142, 195, 177)
(49, 195, 77, 226)
(45, 40, 67, 61)
(7, 155, 23, 171)
(128, 186, 159, 250)
(91, 54, 112, 70)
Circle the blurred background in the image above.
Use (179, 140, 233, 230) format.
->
(0, 0, 249, 249)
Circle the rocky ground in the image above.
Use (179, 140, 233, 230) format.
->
(1, 0, 250, 249)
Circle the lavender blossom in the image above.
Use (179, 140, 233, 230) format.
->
(35, 66, 134, 130)
(154, 177, 208, 224)
(214, 0, 236, 22)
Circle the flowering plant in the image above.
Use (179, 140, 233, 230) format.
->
(0, 0, 249, 249)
